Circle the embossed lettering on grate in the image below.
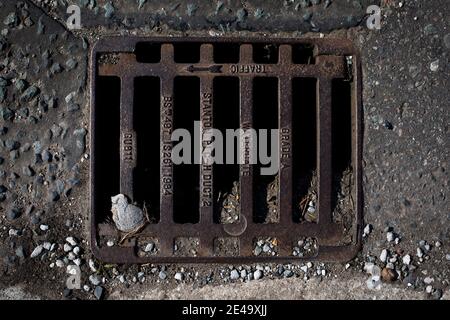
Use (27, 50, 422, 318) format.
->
(91, 37, 362, 263)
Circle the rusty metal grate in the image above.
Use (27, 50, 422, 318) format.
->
(90, 37, 362, 263)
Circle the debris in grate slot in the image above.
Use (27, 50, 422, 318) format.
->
(98, 53, 120, 65)
(292, 237, 318, 257)
(218, 181, 240, 224)
(137, 237, 159, 257)
(214, 237, 239, 257)
(111, 194, 146, 232)
(255, 175, 280, 223)
(297, 172, 318, 223)
(174, 237, 199, 257)
(253, 237, 278, 256)
(332, 167, 355, 245)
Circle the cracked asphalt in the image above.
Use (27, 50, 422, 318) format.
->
(0, 0, 448, 300)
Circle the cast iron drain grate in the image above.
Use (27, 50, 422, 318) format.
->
(90, 37, 362, 263)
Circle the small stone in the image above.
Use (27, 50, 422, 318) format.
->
(174, 272, 184, 281)
(381, 267, 396, 282)
(444, 34, 450, 50)
(89, 259, 97, 272)
(22, 165, 35, 177)
(63, 243, 73, 252)
(15, 246, 25, 259)
(230, 269, 239, 280)
(66, 237, 77, 246)
(103, 2, 115, 19)
(424, 277, 434, 284)
(144, 242, 154, 252)
(430, 60, 439, 72)
(43, 242, 52, 250)
(89, 274, 102, 286)
(30, 245, 44, 258)
(73, 246, 81, 255)
(380, 249, 388, 263)
(386, 232, 394, 242)
(94, 286, 104, 300)
(426, 285, 433, 294)
(158, 271, 167, 280)
(7, 207, 22, 220)
(254, 270, 263, 280)
(15, 79, 27, 92)
(65, 58, 78, 70)
(20, 86, 39, 103)
(50, 63, 63, 74)
(56, 260, 64, 268)
(254, 246, 262, 256)
(435, 241, 441, 248)
(402, 254, 411, 265)
(3, 12, 19, 27)
(417, 247, 423, 258)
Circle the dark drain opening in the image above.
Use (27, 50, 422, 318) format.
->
(134, 77, 161, 222)
(253, 44, 279, 64)
(331, 79, 352, 216)
(212, 77, 240, 224)
(173, 77, 200, 223)
(174, 43, 201, 63)
(292, 78, 317, 223)
(135, 42, 161, 63)
(94, 76, 120, 222)
(253, 77, 279, 223)
(213, 43, 240, 63)
(292, 44, 315, 64)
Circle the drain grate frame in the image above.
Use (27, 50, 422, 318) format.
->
(90, 37, 362, 263)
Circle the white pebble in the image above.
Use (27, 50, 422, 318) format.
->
(174, 272, 184, 281)
(144, 242, 154, 252)
(424, 277, 434, 284)
(435, 241, 441, 248)
(106, 240, 115, 247)
(40, 224, 49, 231)
(55, 259, 64, 268)
(430, 59, 439, 72)
(73, 258, 82, 266)
(380, 249, 388, 263)
(66, 237, 77, 246)
(9, 229, 19, 236)
(425, 285, 433, 293)
(67, 252, 76, 260)
(89, 274, 102, 286)
(253, 270, 263, 280)
(63, 243, 72, 252)
(363, 224, 372, 237)
(30, 245, 43, 258)
(402, 254, 411, 265)
(416, 247, 423, 258)
(83, 285, 90, 292)
(43, 242, 52, 251)
(73, 246, 80, 255)
(89, 259, 97, 272)
(306, 262, 313, 268)
(301, 265, 308, 273)
(386, 232, 394, 242)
